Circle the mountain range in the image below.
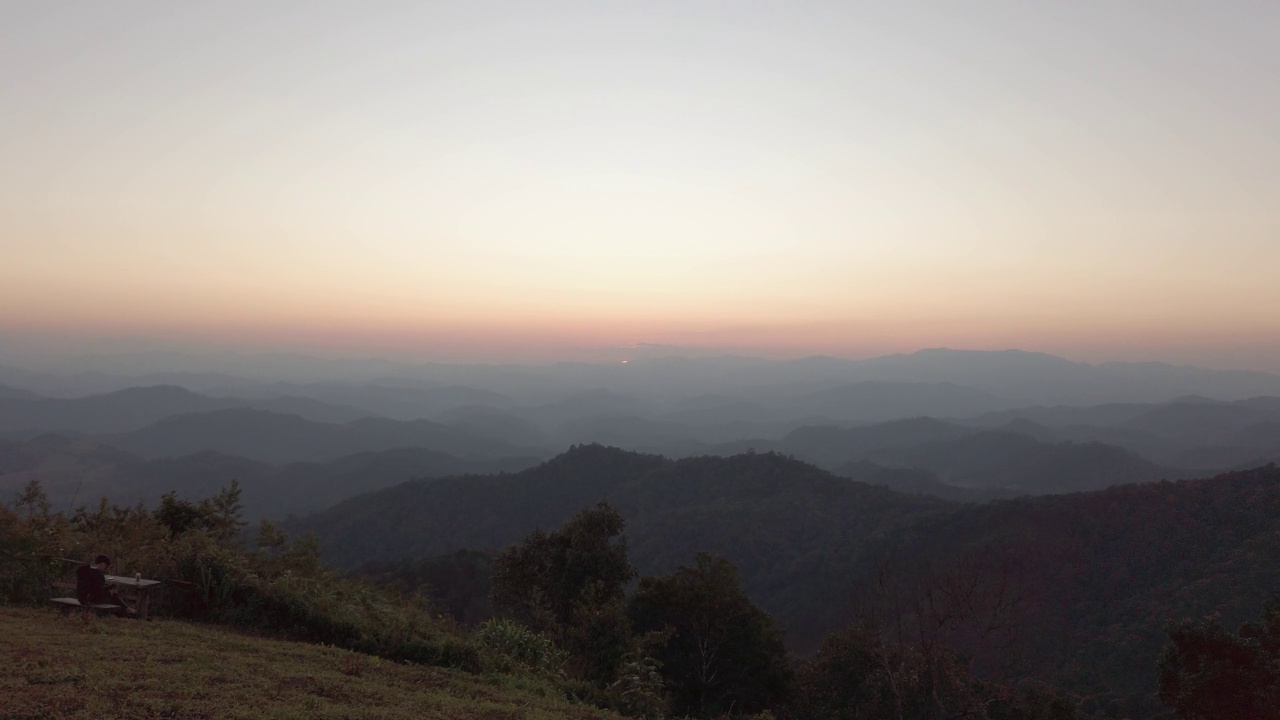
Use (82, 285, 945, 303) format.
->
(6, 348, 1280, 407)
(0, 434, 538, 519)
(0, 384, 369, 436)
(2, 346, 1279, 716)
(0, 347, 1276, 523)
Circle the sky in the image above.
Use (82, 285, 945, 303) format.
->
(3, 2, 1278, 369)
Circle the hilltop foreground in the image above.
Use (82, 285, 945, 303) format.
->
(0, 607, 616, 720)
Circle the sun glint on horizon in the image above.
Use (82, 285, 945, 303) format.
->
(2, 2, 1278, 370)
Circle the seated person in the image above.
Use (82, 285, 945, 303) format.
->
(75, 554, 135, 617)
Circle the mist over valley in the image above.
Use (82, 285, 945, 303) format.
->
(4, 347, 1280, 718)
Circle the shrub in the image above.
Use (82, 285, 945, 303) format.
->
(477, 617, 568, 680)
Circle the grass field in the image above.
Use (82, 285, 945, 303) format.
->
(0, 606, 618, 720)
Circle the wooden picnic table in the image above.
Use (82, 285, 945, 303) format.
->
(104, 574, 163, 620)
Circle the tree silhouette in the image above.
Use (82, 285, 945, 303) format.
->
(490, 501, 635, 685)
(629, 552, 792, 718)
(1158, 596, 1280, 720)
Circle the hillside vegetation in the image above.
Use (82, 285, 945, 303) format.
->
(8, 443, 1280, 718)
(292, 446, 947, 652)
(877, 464, 1280, 716)
(299, 449, 1280, 717)
(0, 480, 641, 719)
(0, 606, 616, 720)
(2, 467, 1083, 720)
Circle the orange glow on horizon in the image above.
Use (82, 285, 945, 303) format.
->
(3, 308, 1277, 371)
(2, 4, 1276, 372)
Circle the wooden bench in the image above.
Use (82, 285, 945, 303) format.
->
(50, 570, 161, 619)
(50, 597, 123, 616)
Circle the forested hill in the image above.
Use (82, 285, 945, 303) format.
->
(296, 449, 1280, 716)
(292, 445, 949, 651)
(860, 463, 1280, 717)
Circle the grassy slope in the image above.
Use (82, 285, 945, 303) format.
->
(0, 607, 616, 720)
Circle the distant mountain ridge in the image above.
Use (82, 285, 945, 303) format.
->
(861, 430, 1172, 494)
(0, 434, 540, 518)
(683, 417, 1181, 495)
(98, 408, 534, 465)
(968, 397, 1280, 470)
(782, 381, 1010, 423)
(838, 348, 1280, 404)
(774, 417, 973, 467)
(0, 383, 40, 401)
(3, 378, 1269, 501)
(0, 384, 372, 435)
(1, 350, 1276, 498)
(5, 347, 1280, 407)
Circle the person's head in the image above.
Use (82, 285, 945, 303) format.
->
(93, 554, 111, 570)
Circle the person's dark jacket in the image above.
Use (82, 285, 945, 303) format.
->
(75, 564, 112, 604)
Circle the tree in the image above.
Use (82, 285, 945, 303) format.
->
(628, 552, 792, 718)
(2, 481, 73, 605)
(154, 479, 245, 541)
(795, 623, 1081, 720)
(490, 502, 636, 685)
(1158, 596, 1280, 720)
(794, 624, 904, 720)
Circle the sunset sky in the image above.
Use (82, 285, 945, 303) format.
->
(3, 2, 1278, 369)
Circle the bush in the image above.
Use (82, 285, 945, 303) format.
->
(0, 482, 78, 605)
(477, 617, 568, 680)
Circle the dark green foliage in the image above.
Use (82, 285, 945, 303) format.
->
(605, 655, 668, 720)
(1158, 597, 1280, 720)
(0, 480, 69, 605)
(2, 480, 482, 676)
(854, 464, 1280, 717)
(355, 548, 496, 625)
(491, 501, 636, 686)
(795, 624, 1083, 720)
(793, 625, 898, 719)
(153, 480, 243, 540)
(492, 502, 634, 631)
(222, 580, 363, 645)
(629, 553, 792, 718)
(154, 491, 206, 537)
(567, 600, 635, 689)
(0, 507, 41, 603)
(379, 636, 481, 672)
(476, 617, 567, 680)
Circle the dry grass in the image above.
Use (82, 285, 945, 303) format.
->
(0, 607, 618, 720)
